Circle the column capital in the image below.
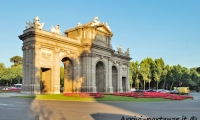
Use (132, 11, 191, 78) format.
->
(54, 47, 60, 53)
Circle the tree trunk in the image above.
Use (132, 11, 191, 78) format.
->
(163, 80, 166, 89)
(144, 80, 145, 90)
(135, 73, 138, 89)
(149, 79, 151, 89)
(157, 81, 158, 90)
(170, 82, 174, 91)
(137, 79, 139, 90)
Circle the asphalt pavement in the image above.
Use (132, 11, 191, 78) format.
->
(0, 92, 199, 120)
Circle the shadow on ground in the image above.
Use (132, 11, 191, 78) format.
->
(90, 113, 143, 120)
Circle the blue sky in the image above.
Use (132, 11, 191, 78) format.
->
(0, 1, 199, 68)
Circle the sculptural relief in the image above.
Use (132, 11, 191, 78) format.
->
(41, 52, 52, 60)
(122, 65, 127, 71)
(40, 49, 52, 61)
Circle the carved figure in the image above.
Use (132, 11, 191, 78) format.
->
(51, 24, 61, 35)
(105, 22, 111, 31)
(77, 22, 81, 26)
(33, 16, 44, 30)
(124, 48, 129, 56)
(91, 16, 100, 26)
(25, 16, 44, 30)
(117, 45, 123, 53)
(122, 66, 127, 71)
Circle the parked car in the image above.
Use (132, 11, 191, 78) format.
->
(2, 87, 9, 90)
(170, 90, 178, 94)
(9, 84, 22, 91)
(134, 89, 145, 92)
(60, 87, 64, 92)
(130, 88, 136, 92)
(146, 89, 156, 92)
(177, 87, 190, 95)
(156, 89, 165, 92)
(160, 90, 170, 93)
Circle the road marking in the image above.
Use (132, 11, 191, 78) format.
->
(0, 103, 8, 106)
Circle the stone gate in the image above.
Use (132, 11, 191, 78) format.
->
(19, 16, 131, 94)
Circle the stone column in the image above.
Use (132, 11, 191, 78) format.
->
(87, 54, 91, 92)
(21, 45, 28, 94)
(82, 53, 88, 92)
(126, 64, 130, 92)
(53, 47, 60, 94)
(28, 44, 34, 94)
(118, 62, 123, 92)
(22, 46, 25, 85)
(91, 53, 96, 92)
(107, 58, 113, 93)
(33, 44, 41, 94)
(76, 55, 82, 92)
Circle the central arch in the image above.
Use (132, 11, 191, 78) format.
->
(96, 61, 105, 92)
(62, 57, 74, 93)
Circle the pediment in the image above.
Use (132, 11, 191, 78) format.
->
(96, 25, 112, 35)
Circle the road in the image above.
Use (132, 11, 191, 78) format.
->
(0, 92, 199, 120)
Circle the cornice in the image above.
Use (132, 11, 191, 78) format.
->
(92, 43, 114, 53)
(112, 52, 132, 61)
(19, 30, 81, 47)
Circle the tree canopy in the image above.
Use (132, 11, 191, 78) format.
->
(130, 58, 200, 90)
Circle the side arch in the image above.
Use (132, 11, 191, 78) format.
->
(95, 60, 106, 92)
(61, 57, 74, 92)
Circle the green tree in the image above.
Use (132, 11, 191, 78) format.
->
(139, 59, 150, 90)
(169, 65, 182, 90)
(129, 61, 140, 89)
(2, 66, 23, 84)
(154, 58, 165, 89)
(161, 65, 170, 89)
(190, 68, 200, 89)
(60, 66, 64, 87)
(10, 56, 23, 67)
(180, 67, 191, 87)
(0, 63, 6, 81)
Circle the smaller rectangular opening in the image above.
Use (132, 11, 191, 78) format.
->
(41, 68, 51, 93)
(122, 77, 126, 92)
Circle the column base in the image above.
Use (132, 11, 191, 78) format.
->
(21, 84, 41, 94)
(119, 87, 123, 93)
(53, 85, 60, 94)
(107, 87, 113, 93)
(79, 86, 96, 93)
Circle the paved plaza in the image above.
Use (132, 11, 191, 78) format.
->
(0, 92, 199, 120)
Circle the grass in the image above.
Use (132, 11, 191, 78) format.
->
(13, 94, 172, 102)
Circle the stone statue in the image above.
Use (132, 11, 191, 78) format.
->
(105, 22, 111, 31)
(26, 16, 44, 30)
(33, 16, 45, 30)
(117, 45, 123, 53)
(124, 48, 129, 56)
(77, 22, 82, 26)
(91, 16, 100, 26)
(51, 24, 61, 35)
